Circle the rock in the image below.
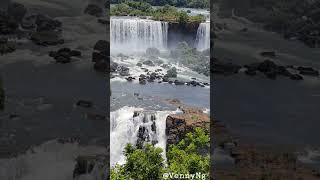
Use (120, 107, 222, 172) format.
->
(290, 74, 303, 80)
(35, 14, 62, 32)
(139, 78, 146, 85)
(31, 31, 64, 46)
(84, 4, 103, 17)
(174, 80, 184, 85)
(94, 60, 108, 72)
(94, 40, 109, 52)
(298, 66, 319, 76)
(76, 100, 93, 108)
(166, 67, 177, 78)
(162, 75, 169, 82)
(97, 18, 109, 25)
(55, 55, 71, 64)
(119, 66, 130, 76)
(136, 62, 142, 67)
(110, 61, 118, 72)
(166, 107, 210, 146)
(142, 60, 155, 66)
(70, 50, 81, 57)
(92, 52, 107, 62)
(260, 51, 276, 58)
(126, 76, 134, 82)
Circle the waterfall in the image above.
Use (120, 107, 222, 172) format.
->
(110, 17, 168, 53)
(196, 22, 210, 51)
(110, 107, 172, 167)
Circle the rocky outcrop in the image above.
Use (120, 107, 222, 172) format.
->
(166, 107, 210, 146)
(92, 40, 109, 73)
(49, 48, 81, 63)
(212, 58, 319, 80)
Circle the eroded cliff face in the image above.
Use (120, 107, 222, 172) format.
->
(166, 107, 210, 146)
(167, 22, 200, 49)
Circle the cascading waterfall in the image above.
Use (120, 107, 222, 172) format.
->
(196, 21, 210, 51)
(110, 17, 168, 53)
(110, 107, 172, 167)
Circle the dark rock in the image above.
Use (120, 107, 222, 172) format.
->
(94, 40, 109, 52)
(94, 61, 108, 72)
(110, 61, 118, 72)
(119, 66, 130, 76)
(76, 100, 93, 108)
(84, 4, 103, 17)
(139, 78, 146, 85)
(55, 55, 71, 64)
(92, 52, 107, 62)
(70, 50, 81, 57)
(142, 60, 155, 66)
(290, 74, 303, 80)
(298, 66, 319, 76)
(174, 80, 184, 85)
(126, 76, 134, 82)
(136, 62, 142, 67)
(35, 14, 62, 32)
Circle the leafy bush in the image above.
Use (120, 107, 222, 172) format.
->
(111, 2, 205, 23)
(111, 128, 210, 180)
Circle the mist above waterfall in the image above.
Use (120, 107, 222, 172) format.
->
(110, 17, 168, 54)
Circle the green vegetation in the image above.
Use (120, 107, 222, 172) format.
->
(110, 2, 205, 23)
(111, 128, 210, 180)
(111, 0, 209, 8)
(171, 41, 210, 76)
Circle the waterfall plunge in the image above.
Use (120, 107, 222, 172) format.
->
(110, 107, 172, 167)
(196, 22, 210, 51)
(110, 18, 168, 53)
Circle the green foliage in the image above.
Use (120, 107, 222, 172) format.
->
(110, 1, 205, 23)
(166, 128, 210, 175)
(111, 128, 210, 180)
(111, 0, 209, 8)
(112, 144, 165, 180)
